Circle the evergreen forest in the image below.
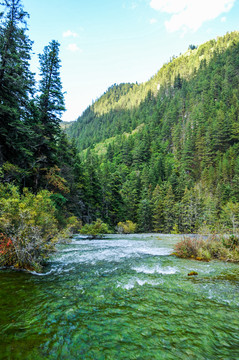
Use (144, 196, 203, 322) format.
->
(66, 31, 239, 234)
(1, 0, 239, 271)
(0, 0, 83, 270)
(1, 3, 239, 359)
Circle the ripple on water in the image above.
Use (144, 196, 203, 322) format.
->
(56, 239, 173, 267)
(1, 234, 239, 360)
(117, 277, 163, 290)
(132, 265, 178, 274)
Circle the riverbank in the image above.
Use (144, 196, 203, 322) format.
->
(0, 184, 80, 272)
(173, 234, 239, 262)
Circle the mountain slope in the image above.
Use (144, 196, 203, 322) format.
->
(66, 31, 239, 232)
(67, 31, 239, 152)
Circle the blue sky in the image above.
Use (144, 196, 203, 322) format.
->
(21, 0, 239, 121)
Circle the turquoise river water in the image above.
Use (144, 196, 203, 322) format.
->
(0, 234, 239, 359)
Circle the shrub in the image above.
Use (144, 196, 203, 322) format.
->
(0, 184, 60, 271)
(222, 235, 239, 250)
(0, 233, 16, 267)
(116, 220, 137, 234)
(174, 234, 239, 263)
(80, 219, 110, 238)
(174, 236, 205, 258)
(57, 216, 82, 243)
(197, 248, 211, 261)
(221, 201, 239, 234)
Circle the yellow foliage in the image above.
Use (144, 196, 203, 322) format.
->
(116, 220, 137, 234)
(45, 165, 70, 193)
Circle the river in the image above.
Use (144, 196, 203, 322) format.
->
(0, 234, 239, 359)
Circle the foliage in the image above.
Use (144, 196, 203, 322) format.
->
(174, 235, 239, 262)
(0, 1, 98, 271)
(174, 236, 206, 258)
(0, 184, 59, 271)
(45, 166, 70, 194)
(188, 44, 197, 51)
(0, 233, 16, 267)
(80, 219, 110, 238)
(0, 0, 34, 166)
(0, 184, 82, 271)
(221, 201, 239, 233)
(38, 40, 65, 123)
(57, 216, 82, 243)
(116, 220, 137, 234)
(0, 1, 239, 271)
(66, 31, 239, 234)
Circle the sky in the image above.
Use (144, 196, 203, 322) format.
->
(19, 0, 239, 121)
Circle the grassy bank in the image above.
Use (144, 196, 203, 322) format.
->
(173, 234, 239, 263)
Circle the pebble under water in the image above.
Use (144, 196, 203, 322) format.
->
(0, 234, 239, 359)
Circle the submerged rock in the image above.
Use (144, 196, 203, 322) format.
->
(188, 271, 198, 276)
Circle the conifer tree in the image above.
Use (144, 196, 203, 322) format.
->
(38, 40, 65, 130)
(137, 198, 152, 232)
(29, 40, 65, 191)
(36, 40, 65, 165)
(0, 0, 34, 165)
(163, 185, 176, 233)
(152, 184, 165, 232)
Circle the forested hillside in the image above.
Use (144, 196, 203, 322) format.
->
(0, 0, 84, 270)
(66, 31, 239, 233)
(1, 0, 239, 243)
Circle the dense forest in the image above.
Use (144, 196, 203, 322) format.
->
(0, 0, 239, 271)
(0, 0, 84, 270)
(0, 0, 93, 210)
(66, 31, 239, 234)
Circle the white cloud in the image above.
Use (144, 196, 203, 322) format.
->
(63, 30, 78, 38)
(150, 0, 189, 13)
(221, 16, 227, 22)
(150, 0, 235, 32)
(150, 18, 157, 24)
(67, 43, 81, 52)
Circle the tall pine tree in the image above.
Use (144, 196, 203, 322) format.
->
(0, 0, 34, 166)
(37, 40, 65, 165)
(31, 40, 65, 191)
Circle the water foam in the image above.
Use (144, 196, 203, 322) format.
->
(133, 265, 177, 275)
(118, 278, 163, 290)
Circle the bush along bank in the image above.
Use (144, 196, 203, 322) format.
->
(173, 234, 239, 262)
(0, 184, 80, 272)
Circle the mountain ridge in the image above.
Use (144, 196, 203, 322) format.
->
(66, 31, 239, 153)
(64, 30, 239, 232)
